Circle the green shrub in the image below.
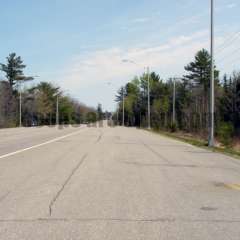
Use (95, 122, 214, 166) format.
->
(86, 112, 97, 123)
(217, 122, 234, 147)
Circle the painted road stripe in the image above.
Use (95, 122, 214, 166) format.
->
(0, 127, 88, 160)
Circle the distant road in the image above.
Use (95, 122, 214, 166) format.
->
(0, 122, 240, 239)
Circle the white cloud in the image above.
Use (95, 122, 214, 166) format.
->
(53, 28, 239, 110)
(55, 30, 211, 110)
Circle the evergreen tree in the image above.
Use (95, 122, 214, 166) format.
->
(184, 49, 219, 132)
(0, 53, 29, 89)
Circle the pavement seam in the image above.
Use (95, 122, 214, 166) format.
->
(48, 153, 88, 216)
(0, 217, 240, 223)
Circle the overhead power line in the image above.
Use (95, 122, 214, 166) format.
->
(215, 31, 240, 56)
(218, 53, 240, 67)
(217, 46, 240, 63)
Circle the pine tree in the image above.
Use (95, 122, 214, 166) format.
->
(0, 53, 26, 89)
(184, 49, 219, 133)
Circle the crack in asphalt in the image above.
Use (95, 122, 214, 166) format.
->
(0, 191, 11, 203)
(140, 141, 172, 164)
(95, 131, 103, 143)
(49, 130, 104, 216)
(48, 153, 88, 216)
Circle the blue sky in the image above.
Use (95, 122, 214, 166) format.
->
(0, 0, 240, 110)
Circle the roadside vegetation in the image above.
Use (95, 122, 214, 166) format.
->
(0, 53, 104, 128)
(151, 129, 240, 160)
(114, 49, 240, 152)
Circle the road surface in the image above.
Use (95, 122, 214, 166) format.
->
(0, 122, 240, 239)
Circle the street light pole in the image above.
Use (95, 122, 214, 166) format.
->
(209, 0, 215, 147)
(122, 59, 151, 128)
(106, 82, 125, 127)
(122, 60, 151, 129)
(147, 67, 151, 129)
(56, 95, 59, 125)
(122, 87, 125, 127)
(116, 109, 119, 126)
(173, 78, 176, 124)
(17, 75, 38, 127)
(19, 83, 22, 127)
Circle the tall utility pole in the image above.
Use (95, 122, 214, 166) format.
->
(17, 75, 37, 127)
(19, 83, 22, 127)
(147, 67, 151, 129)
(106, 82, 124, 126)
(122, 59, 150, 129)
(209, 0, 215, 147)
(172, 78, 176, 124)
(122, 87, 125, 127)
(56, 95, 59, 125)
(116, 109, 119, 126)
(172, 77, 181, 125)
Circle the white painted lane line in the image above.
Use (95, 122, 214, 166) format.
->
(0, 127, 89, 160)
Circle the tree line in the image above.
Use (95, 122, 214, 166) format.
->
(115, 49, 240, 146)
(0, 53, 102, 128)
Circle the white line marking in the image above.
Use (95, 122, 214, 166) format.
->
(0, 127, 88, 160)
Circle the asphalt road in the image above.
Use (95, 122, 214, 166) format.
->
(0, 122, 240, 239)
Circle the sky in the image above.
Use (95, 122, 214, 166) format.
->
(0, 0, 240, 111)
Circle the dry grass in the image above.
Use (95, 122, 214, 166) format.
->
(150, 129, 240, 160)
